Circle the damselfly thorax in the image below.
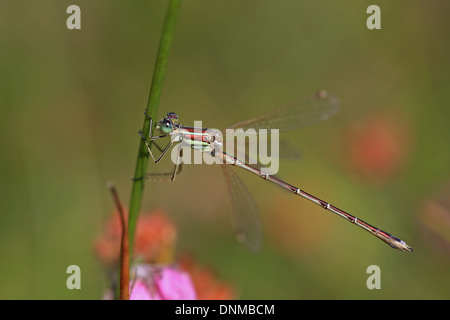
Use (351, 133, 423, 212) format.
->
(170, 126, 224, 155)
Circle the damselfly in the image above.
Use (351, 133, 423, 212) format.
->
(138, 91, 413, 252)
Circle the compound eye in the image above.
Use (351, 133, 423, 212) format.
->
(166, 112, 179, 124)
(160, 119, 173, 134)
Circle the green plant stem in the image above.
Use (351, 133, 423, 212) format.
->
(128, 0, 182, 254)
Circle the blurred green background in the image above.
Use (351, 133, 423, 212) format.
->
(1, 0, 449, 299)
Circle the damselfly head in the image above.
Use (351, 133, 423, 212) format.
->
(156, 112, 179, 134)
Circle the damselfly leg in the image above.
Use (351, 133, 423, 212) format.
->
(133, 111, 183, 181)
(142, 146, 183, 182)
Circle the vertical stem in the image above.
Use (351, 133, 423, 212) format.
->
(108, 182, 129, 300)
(128, 0, 182, 255)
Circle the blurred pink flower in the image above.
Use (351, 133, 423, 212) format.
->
(130, 265, 197, 300)
(130, 280, 153, 300)
(179, 255, 235, 300)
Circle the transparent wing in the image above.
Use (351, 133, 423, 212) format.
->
(221, 165, 262, 252)
(228, 90, 339, 132)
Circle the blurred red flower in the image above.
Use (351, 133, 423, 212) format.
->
(94, 209, 176, 265)
(345, 113, 412, 185)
